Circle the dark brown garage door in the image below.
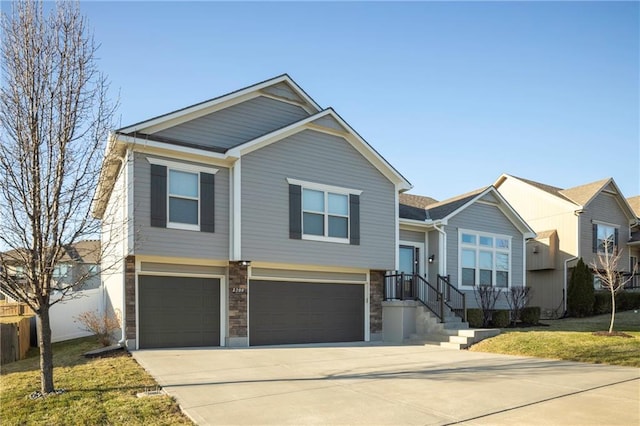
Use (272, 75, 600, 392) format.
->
(139, 276, 220, 349)
(249, 280, 364, 346)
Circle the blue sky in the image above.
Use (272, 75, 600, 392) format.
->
(78, 1, 638, 200)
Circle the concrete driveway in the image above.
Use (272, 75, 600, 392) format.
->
(133, 343, 639, 425)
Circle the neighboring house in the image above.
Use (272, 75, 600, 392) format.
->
(93, 75, 412, 350)
(495, 175, 638, 318)
(395, 186, 535, 311)
(0, 240, 102, 342)
(627, 196, 640, 289)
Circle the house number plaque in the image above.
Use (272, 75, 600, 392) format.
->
(232, 287, 246, 293)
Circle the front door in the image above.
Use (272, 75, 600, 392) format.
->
(399, 245, 419, 298)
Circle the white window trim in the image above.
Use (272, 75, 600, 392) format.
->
(286, 178, 362, 196)
(458, 229, 512, 290)
(148, 157, 218, 232)
(147, 157, 219, 175)
(287, 178, 362, 244)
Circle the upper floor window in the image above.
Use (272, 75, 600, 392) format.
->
(148, 157, 217, 233)
(592, 223, 618, 254)
(460, 230, 511, 288)
(303, 189, 349, 239)
(288, 178, 361, 245)
(168, 169, 199, 228)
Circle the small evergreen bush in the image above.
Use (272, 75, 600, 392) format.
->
(594, 291, 640, 314)
(520, 306, 541, 325)
(567, 258, 594, 317)
(467, 309, 484, 328)
(492, 310, 511, 328)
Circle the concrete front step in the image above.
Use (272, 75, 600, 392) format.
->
(407, 328, 501, 350)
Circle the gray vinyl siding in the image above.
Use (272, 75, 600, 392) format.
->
(444, 202, 525, 289)
(312, 115, 347, 132)
(133, 153, 229, 259)
(400, 229, 425, 244)
(153, 96, 309, 150)
(580, 192, 631, 270)
(427, 230, 439, 284)
(241, 129, 396, 270)
(261, 83, 306, 104)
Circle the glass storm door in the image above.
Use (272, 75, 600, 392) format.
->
(399, 245, 419, 298)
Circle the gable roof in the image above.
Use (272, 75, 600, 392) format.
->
(399, 186, 535, 237)
(118, 74, 321, 134)
(93, 76, 412, 218)
(495, 174, 637, 221)
(226, 108, 412, 191)
(426, 187, 487, 221)
(627, 195, 640, 218)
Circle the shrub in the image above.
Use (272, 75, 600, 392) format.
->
(594, 291, 640, 314)
(492, 310, 511, 328)
(520, 306, 541, 325)
(593, 292, 611, 314)
(75, 309, 121, 346)
(567, 258, 594, 317)
(474, 285, 502, 326)
(467, 309, 484, 328)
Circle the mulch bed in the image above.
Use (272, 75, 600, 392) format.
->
(591, 331, 633, 338)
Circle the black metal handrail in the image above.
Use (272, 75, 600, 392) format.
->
(383, 273, 444, 321)
(437, 274, 467, 322)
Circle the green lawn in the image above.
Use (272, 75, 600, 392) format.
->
(0, 337, 193, 425)
(469, 310, 640, 367)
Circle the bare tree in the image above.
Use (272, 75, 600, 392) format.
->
(506, 286, 531, 325)
(474, 285, 502, 327)
(0, 1, 116, 394)
(590, 239, 638, 334)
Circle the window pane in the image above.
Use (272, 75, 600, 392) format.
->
(597, 225, 615, 253)
(169, 170, 198, 198)
(462, 249, 476, 267)
(462, 234, 476, 244)
(462, 268, 475, 286)
(303, 189, 324, 212)
(169, 197, 198, 224)
(303, 212, 324, 235)
(479, 269, 492, 286)
(496, 238, 509, 249)
(496, 271, 508, 287)
(480, 236, 493, 247)
(479, 251, 493, 269)
(496, 253, 509, 271)
(328, 216, 348, 238)
(328, 193, 348, 215)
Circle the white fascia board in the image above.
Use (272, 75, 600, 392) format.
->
(399, 218, 436, 228)
(118, 75, 321, 134)
(229, 109, 412, 192)
(116, 134, 229, 162)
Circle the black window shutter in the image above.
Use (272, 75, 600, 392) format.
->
(150, 164, 167, 228)
(614, 228, 619, 248)
(289, 184, 302, 239)
(349, 194, 360, 245)
(592, 223, 598, 253)
(200, 172, 215, 233)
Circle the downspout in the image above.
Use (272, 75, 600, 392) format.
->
(116, 154, 128, 346)
(433, 222, 447, 278)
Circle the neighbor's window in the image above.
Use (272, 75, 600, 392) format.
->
(168, 169, 199, 229)
(303, 188, 349, 240)
(460, 231, 511, 288)
(596, 224, 617, 254)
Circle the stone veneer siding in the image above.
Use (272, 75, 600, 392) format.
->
(370, 270, 385, 334)
(125, 255, 136, 340)
(228, 261, 248, 338)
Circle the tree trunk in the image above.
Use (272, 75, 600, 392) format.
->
(609, 288, 616, 334)
(36, 309, 55, 393)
